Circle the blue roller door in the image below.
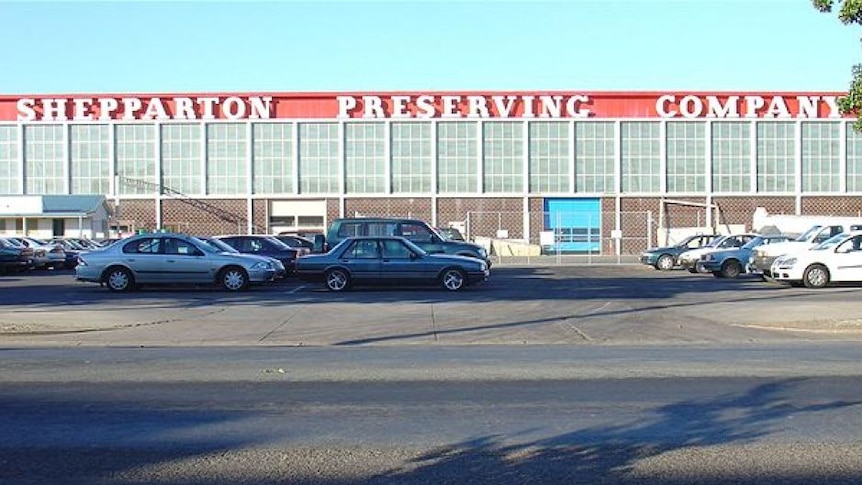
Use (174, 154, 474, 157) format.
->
(543, 198, 601, 252)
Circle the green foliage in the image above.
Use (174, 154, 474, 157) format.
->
(815, 0, 862, 130)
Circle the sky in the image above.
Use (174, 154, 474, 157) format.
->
(0, 0, 860, 95)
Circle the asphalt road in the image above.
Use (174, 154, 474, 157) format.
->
(2, 345, 862, 485)
(2, 265, 862, 346)
(3, 266, 862, 484)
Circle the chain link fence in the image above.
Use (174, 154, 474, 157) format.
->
(464, 210, 654, 266)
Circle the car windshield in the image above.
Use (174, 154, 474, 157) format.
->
(742, 237, 767, 250)
(811, 232, 848, 251)
(199, 237, 239, 253)
(704, 235, 727, 248)
(795, 225, 823, 242)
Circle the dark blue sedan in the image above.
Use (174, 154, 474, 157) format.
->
(295, 236, 489, 291)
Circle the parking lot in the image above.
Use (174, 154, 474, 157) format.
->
(2, 264, 862, 347)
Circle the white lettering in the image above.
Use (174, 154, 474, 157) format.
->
(97, 98, 119, 120)
(198, 97, 219, 120)
(43, 98, 68, 121)
(492, 95, 518, 117)
(221, 97, 246, 119)
(539, 95, 563, 118)
(679, 95, 704, 118)
(521, 95, 535, 118)
(566, 95, 591, 118)
(121, 98, 143, 120)
(337, 96, 357, 118)
(797, 95, 819, 118)
(391, 95, 411, 118)
(823, 95, 841, 118)
(441, 95, 461, 118)
(764, 96, 790, 118)
(143, 98, 169, 120)
(467, 95, 489, 118)
(16, 99, 36, 121)
(745, 96, 765, 117)
(415, 95, 435, 118)
(72, 98, 93, 120)
(249, 96, 272, 119)
(362, 96, 384, 119)
(174, 97, 196, 120)
(706, 96, 739, 118)
(656, 95, 677, 117)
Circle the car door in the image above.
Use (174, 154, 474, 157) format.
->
(162, 237, 212, 283)
(119, 237, 164, 283)
(380, 238, 426, 283)
(338, 239, 382, 282)
(830, 235, 862, 282)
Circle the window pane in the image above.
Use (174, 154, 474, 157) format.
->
(756, 122, 795, 193)
(711, 121, 750, 192)
(24, 125, 65, 194)
(298, 123, 339, 194)
(70, 125, 110, 195)
(206, 123, 247, 195)
(483, 121, 523, 193)
(666, 122, 705, 193)
(621, 121, 660, 193)
(801, 122, 839, 193)
(391, 122, 431, 193)
(345, 122, 385, 194)
(437, 122, 477, 193)
(161, 123, 202, 195)
(116, 124, 156, 195)
(575, 122, 614, 193)
(529, 122, 569, 193)
(0, 125, 20, 194)
(252, 123, 293, 194)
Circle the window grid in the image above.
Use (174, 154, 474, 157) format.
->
(529, 122, 569, 193)
(391, 122, 432, 193)
(252, 123, 293, 194)
(24, 125, 65, 194)
(575, 122, 615, 193)
(801, 122, 840, 193)
(483, 122, 523, 193)
(160, 124, 202, 195)
(437, 122, 477, 193)
(298, 123, 339, 194)
(344, 123, 385, 194)
(711, 122, 751, 192)
(70, 125, 110, 195)
(0, 125, 20, 194)
(620, 122, 660, 193)
(756, 122, 795, 193)
(206, 123, 247, 195)
(666, 122, 706, 193)
(116, 125, 156, 195)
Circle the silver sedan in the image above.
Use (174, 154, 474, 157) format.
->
(75, 233, 277, 292)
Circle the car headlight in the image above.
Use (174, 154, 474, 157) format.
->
(703, 254, 715, 261)
(478, 248, 487, 258)
(252, 261, 273, 270)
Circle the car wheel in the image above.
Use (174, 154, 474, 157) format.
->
(104, 266, 134, 292)
(803, 264, 830, 288)
(441, 268, 466, 291)
(720, 260, 742, 279)
(219, 266, 249, 292)
(325, 268, 350, 292)
(656, 254, 674, 271)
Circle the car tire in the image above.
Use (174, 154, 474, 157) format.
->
(104, 266, 134, 292)
(803, 264, 830, 289)
(656, 254, 674, 271)
(219, 266, 249, 292)
(325, 268, 350, 292)
(440, 268, 466, 291)
(720, 260, 742, 279)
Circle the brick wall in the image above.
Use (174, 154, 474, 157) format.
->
(113, 199, 156, 232)
(252, 199, 268, 234)
(712, 196, 795, 230)
(438, 198, 523, 239)
(161, 199, 248, 236)
(801, 196, 862, 216)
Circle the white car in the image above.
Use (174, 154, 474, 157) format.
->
(771, 231, 862, 288)
(750, 223, 862, 277)
(677, 233, 757, 273)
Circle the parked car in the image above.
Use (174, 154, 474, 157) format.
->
(198, 236, 287, 279)
(75, 232, 278, 292)
(47, 238, 85, 269)
(639, 233, 720, 270)
(215, 235, 300, 274)
(436, 227, 466, 242)
(771, 231, 862, 288)
(273, 234, 314, 256)
(750, 223, 862, 278)
(0, 238, 35, 273)
(295, 236, 490, 292)
(6, 237, 66, 270)
(319, 218, 491, 267)
(698, 234, 792, 278)
(677, 233, 758, 273)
